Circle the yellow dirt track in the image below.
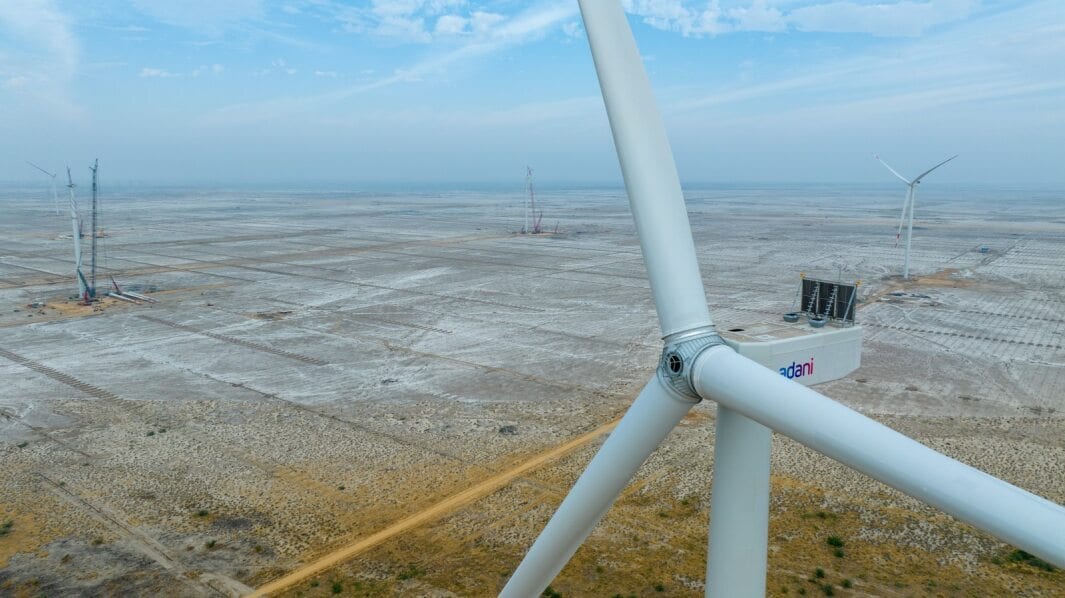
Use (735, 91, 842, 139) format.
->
(247, 418, 621, 597)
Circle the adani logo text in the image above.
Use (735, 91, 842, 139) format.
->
(779, 358, 814, 380)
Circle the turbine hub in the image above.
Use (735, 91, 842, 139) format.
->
(657, 326, 723, 402)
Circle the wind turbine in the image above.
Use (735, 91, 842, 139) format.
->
(64, 168, 89, 300)
(876, 153, 956, 279)
(501, 3, 1063, 596)
(27, 161, 60, 215)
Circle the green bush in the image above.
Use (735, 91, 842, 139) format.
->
(1008, 549, 1055, 572)
(814, 568, 825, 579)
(826, 536, 844, 548)
(331, 580, 342, 594)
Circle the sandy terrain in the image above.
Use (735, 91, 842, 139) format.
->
(0, 184, 1062, 596)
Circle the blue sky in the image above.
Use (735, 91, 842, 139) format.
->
(1, 1, 1062, 186)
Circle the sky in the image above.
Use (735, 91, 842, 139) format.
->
(1, 0, 1063, 187)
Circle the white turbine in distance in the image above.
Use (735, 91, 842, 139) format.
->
(64, 167, 89, 300)
(27, 161, 60, 215)
(500, 2, 1064, 596)
(876, 153, 957, 279)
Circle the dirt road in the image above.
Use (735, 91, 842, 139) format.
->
(247, 418, 622, 597)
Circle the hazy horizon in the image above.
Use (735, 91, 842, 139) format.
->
(2, 1, 1063, 186)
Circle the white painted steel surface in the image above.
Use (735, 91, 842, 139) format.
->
(691, 345, 1065, 568)
(578, 0, 711, 337)
(706, 407, 771, 597)
(499, 376, 695, 597)
(721, 324, 862, 387)
(65, 168, 86, 298)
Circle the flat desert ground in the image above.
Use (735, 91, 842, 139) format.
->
(1, 185, 1063, 596)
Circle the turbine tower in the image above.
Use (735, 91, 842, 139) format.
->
(89, 159, 99, 298)
(64, 168, 88, 300)
(501, 3, 1063, 596)
(526, 166, 543, 235)
(876, 154, 956, 279)
(27, 161, 60, 215)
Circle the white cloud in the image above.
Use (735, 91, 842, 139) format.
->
(139, 67, 178, 78)
(201, 2, 578, 126)
(0, 0, 80, 115)
(435, 14, 468, 35)
(470, 11, 505, 33)
(727, 0, 785, 32)
(314, 69, 338, 78)
(789, 0, 978, 37)
(622, 0, 979, 37)
(191, 63, 225, 76)
(313, 0, 516, 43)
(669, 0, 1063, 122)
(128, 0, 263, 30)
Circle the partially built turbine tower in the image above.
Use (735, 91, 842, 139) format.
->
(88, 159, 100, 298)
(523, 166, 543, 234)
(64, 168, 88, 300)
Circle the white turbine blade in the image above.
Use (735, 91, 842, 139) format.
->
(500, 375, 695, 597)
(913, 154, 958, 184)
(27, 161, 60, 214)
(894, 187, 910, 248)
(578, 0, 711, 336)
(26, 160, 55, 177)
(875, 154, 912, 185)
(691, 346, 1065, 568)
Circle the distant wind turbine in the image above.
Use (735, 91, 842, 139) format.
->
(64, 167, 89, 300)
(876, 154, 957, 279)
(27, 161, 60, 215)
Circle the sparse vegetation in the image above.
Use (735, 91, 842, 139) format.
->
(826, 536, 844, 547)
(0, 519, 13, 536)
(331, 580, 342, 594)
(310, 580, 319, 587)
(833, 548, 845, 558)
(337, 485, 345, 490)
(821, 583, 834, 596)
(195, 509, 209, 517)
(814, 568, 825, 579)
(654, 582, 665, 591)
(146, 430, 155, 436)
(841, 579, 852, 588)
(1008, 549, 1055, 572)
(205, 539, 216, 549)
(397, 564, 424, 580)
(16, 441, 28, 448)
(92, 537, 104, 545)
(542, 586, 562, 598)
